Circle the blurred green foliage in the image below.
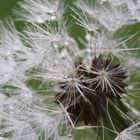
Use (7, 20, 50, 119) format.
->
(0, 0, 19, 18)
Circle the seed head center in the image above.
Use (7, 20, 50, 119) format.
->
(99, 71, 108, 79)
(68, 78, 77, 87)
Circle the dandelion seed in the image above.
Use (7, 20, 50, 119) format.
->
(75, 0, 134, 31)
(13, 0, 63, 23)
(0, 19, 24, 55)
(100, 0, 125, 6)
(84, 32, 128, 57)
(115, 122, 140, 140)
(0, 58, 15, 84)
(125, 0, 140, 21)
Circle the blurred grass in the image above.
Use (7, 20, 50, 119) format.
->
(0, 0, 19, 18)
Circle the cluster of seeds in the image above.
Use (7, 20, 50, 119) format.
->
(56, 55, 128, 128)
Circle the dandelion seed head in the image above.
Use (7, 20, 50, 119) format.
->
(56, 54, 127, 125)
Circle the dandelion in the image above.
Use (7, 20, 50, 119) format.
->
(0, 0, 139, 140)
